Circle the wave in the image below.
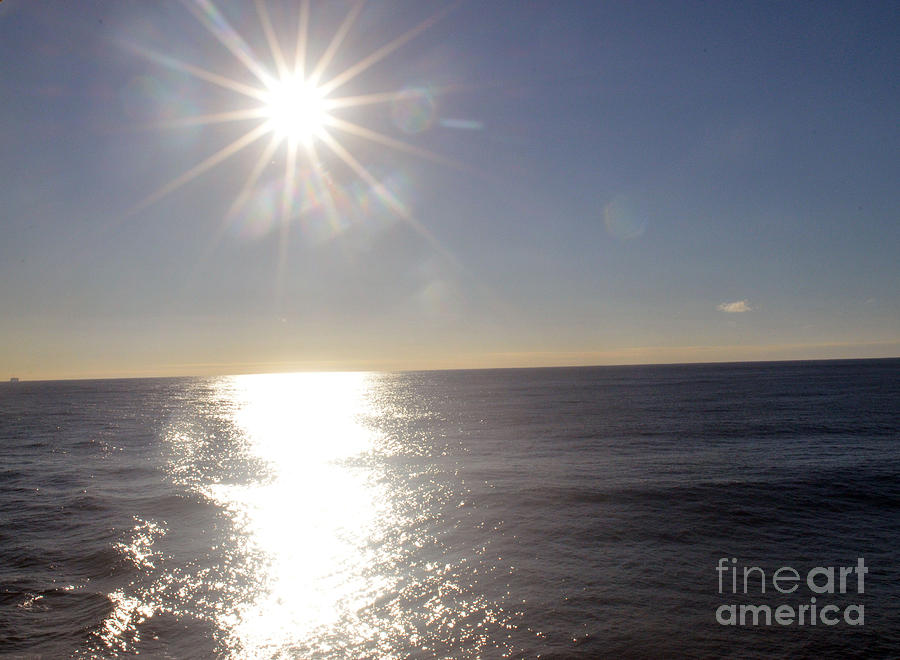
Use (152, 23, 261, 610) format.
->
(0, 589, 114, 654)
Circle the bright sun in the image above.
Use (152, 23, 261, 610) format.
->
(128, 0, 464, 231)
(263, 74, 327, 144)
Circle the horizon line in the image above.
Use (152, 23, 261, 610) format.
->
(6, 354, 899, 384)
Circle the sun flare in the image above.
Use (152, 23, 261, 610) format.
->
(262, 74, 327, 144)
(125, 0, 468, 273)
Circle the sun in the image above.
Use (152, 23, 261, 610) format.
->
(262, 73, 327, 145)
(124, 0, 468, 263)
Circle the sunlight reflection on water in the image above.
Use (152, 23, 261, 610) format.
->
(94, 372, 515, 658)
(204, 372, 389, 656)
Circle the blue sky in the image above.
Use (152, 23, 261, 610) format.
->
(1, 0, 898, 378)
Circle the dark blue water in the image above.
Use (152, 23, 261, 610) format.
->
(1, 359, 898, 657)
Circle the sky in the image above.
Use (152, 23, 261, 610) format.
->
(1, 0, 898, 379)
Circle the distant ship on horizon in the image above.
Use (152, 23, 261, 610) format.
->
(9, 377, 19, 383)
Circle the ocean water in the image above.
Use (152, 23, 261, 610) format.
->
(0, 359, 898, 658)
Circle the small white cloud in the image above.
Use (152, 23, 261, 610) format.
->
(717, 300, 752, 313)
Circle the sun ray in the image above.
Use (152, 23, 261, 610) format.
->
(321, 79, 483, 120)
(322, 90, 400, 111)
(183, 0, 271, 86)
(322, 132, 459, 267)
(306, 140, 344, 237)
(308, 0, 367, 87)
(149, 108, 269, 131)
(179, 134, 281, 297)
(316, 130, 457, 269)
(225, 133, 282, 221)
(275, 140, 300, 302)
(294, 0, 311, 77)
(121, 0, 472, 278)
(318, 1, 462, 96)
(126, 42, 268, 102)
(176, 134, 283, 302)
(281, 141, 299, 230)
(324, 80, 503, 112)
(318, 131, 462, 267)
(326, 116, 467, 172)
(255, 0, 288, 78)
(318, 131, 405, 217)
(127, 122, 271, 218)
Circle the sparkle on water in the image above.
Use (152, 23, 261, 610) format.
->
(205, 372, 383, 654)
(97, 372, 511, 657)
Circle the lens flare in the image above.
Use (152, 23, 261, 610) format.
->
(122, 1, 471, 293)
(391, 86, 436, 134)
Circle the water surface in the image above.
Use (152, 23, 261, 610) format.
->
(1, 359, 898, 657)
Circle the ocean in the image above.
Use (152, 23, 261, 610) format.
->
(1, 359, 898, 658)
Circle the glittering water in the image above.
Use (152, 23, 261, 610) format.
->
(1, 360, 899, 657)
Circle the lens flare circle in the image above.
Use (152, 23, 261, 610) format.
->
(262, 74, 327, 144)
(390, 86, 435, 134)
